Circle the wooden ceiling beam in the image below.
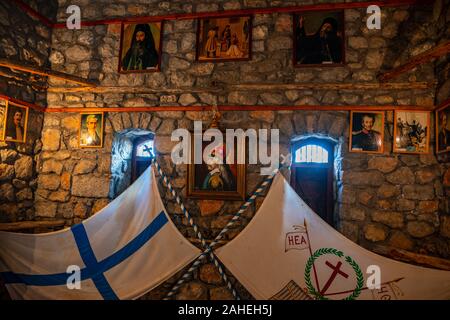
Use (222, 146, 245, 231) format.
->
(46, 81, 434, 94)
(0, 59, 97, 88)
(435, 97, 450, 111)
(11, 0, 54, 28)
(379, 41, 450, 82)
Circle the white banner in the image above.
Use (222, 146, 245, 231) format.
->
(215, 174, 450, 300)
(0, 166, 200, 300)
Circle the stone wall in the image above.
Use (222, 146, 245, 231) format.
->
(435, 0, 450, 106)
(0, 0, 57, 223)
(435, 0, 450, 241)
(1, 0, 450, 300)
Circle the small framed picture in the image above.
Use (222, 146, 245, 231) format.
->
(187, 131, 246, 200)
(394, 110, 430, 154)
(293, 10, 345, 67)
(349, 111, 384, 153)
(2, 101, 28, 143)
(118, 21, 163, 73)
(436, 105, 450, 153)
(79, 112, 104, 148)
(196, 15, 252, 62)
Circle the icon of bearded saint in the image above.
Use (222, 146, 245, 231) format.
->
(296, 16, 343, 64)
(122, 24, 159, 71)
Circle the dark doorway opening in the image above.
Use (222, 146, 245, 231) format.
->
(291, 137, 335, 225)
(132, 137, 154, 183)
(110, 130, 154, 199)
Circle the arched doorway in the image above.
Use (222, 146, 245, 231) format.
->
(291, 137, 335, 225)
(110, 129, 154, 199)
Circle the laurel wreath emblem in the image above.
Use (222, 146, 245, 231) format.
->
(304, 247, 364, 300)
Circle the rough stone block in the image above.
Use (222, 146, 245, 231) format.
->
(72, 175, 110, 198)
(42, 159, 64, 175)
(386, 167, 415, 185)
(199, 264, 223, 285)
(368, 157, 398, 173)
(14, 156, 33, 180)
(198, 200, 224, 217)
(371, 211, 404, 228)
(388, 231, 414, 250)
(407, 221, 435, 238)
(176, 282, 208, 300)
(42, 129, 61, 151)
(364, 223, 388, 242)
(0, 164, 15, 181)
(35, 201, 57, 218)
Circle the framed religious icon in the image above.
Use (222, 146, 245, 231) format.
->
(0, 99, 6, 141)
(349, 111, 384, 154)
(79, 112, 104, 148)
(394, 110, 430, 154)
(436, 104, 450, 162)
(187, 130, 246, 200)
(196, 15, 252, 62)
(2, 101, 29, 143)
(118, 21, 163, 73)
(293, 10, 345, 67)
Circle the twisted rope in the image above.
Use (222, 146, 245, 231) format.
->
(152, 159, 241, 300)
(164, 165, 280, 300)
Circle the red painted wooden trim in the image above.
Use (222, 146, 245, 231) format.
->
(52, 0, 432, 28)
(11, 0, 54, 28)
(45, 106, 209, 113)
(44, 105, 431, 113)
(435, 98, 450, 111)
(379, 41, 450, 81)
(0, 94, 46, 112)
(0, 95, 433, 114)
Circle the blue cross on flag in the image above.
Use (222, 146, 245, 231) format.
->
(0, 166, 200, 300)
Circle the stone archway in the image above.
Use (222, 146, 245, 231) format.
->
(109, 128, 154, 199)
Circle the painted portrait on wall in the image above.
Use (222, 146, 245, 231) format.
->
(349, 111, 384, 153)
(0, 99, 6, 141)
(79, 112, 104, 148)
(2, 102, 28, 143)
(119, 21, 163, 73)
(436, 104, 450, 162)
(188, 131, 246, 200)
(293, 10, 345, 67)
(394, 110, 430, 154)
(197, 15, 252, 62)
(436, 105, 450, 153)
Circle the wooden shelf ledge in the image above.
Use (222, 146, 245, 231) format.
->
(0, 58, 97, 88)
(0, 220, 66, 232)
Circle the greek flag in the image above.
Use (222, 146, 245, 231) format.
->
(0, 166, 200, 300)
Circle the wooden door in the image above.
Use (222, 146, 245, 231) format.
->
(291, 139, 334, 225)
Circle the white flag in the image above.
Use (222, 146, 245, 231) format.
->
(215, 173, 450, 300)
(0, 166, 201, 300)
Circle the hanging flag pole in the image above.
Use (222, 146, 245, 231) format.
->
(164, 166, 281, 300)
(151, 158, 240, 300)
(304, 219, 321, 294)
